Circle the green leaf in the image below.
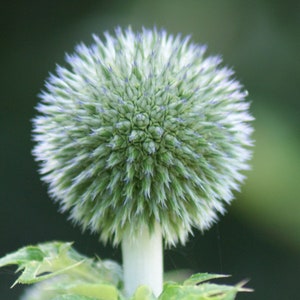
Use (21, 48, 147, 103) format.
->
(68, 283, 119, 300)
(1, 242, 251, 300)
(0, 241, 122, 288)
(159, 275, 252, 300)
(159, 283, 238, 300)
(20, 277, 123, 300)
(51, 295, 96, 300)
(131, 286, 157, 300)
(183, 273, 229, 286)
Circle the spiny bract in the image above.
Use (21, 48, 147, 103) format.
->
(33, 27, 253, 246)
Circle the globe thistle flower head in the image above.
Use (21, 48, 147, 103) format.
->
(33, 27, 253, 246)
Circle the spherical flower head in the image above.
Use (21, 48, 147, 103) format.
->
(33, 27, 253, 246)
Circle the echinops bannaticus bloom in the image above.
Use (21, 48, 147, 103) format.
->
(33, 27, 253, 246)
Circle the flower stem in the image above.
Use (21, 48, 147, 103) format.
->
(121, 222, 163, 297)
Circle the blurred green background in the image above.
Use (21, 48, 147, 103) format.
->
(1, 0, 299, 299)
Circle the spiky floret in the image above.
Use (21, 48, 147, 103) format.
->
(33, 27, 253, 246)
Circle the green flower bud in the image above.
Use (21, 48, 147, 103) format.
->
(33, 27, 253, 246)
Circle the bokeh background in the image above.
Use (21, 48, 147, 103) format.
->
(1, 0, 299, 299)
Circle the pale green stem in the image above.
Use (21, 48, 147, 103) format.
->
(122, 222, 163, 297)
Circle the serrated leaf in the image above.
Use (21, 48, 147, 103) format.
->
(1, 242, 252, 300)
(0, 241, 122, 288)
(20, 275, 123, 300)
(183, 273, 229, 286)
(159, 282, 243, 300)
